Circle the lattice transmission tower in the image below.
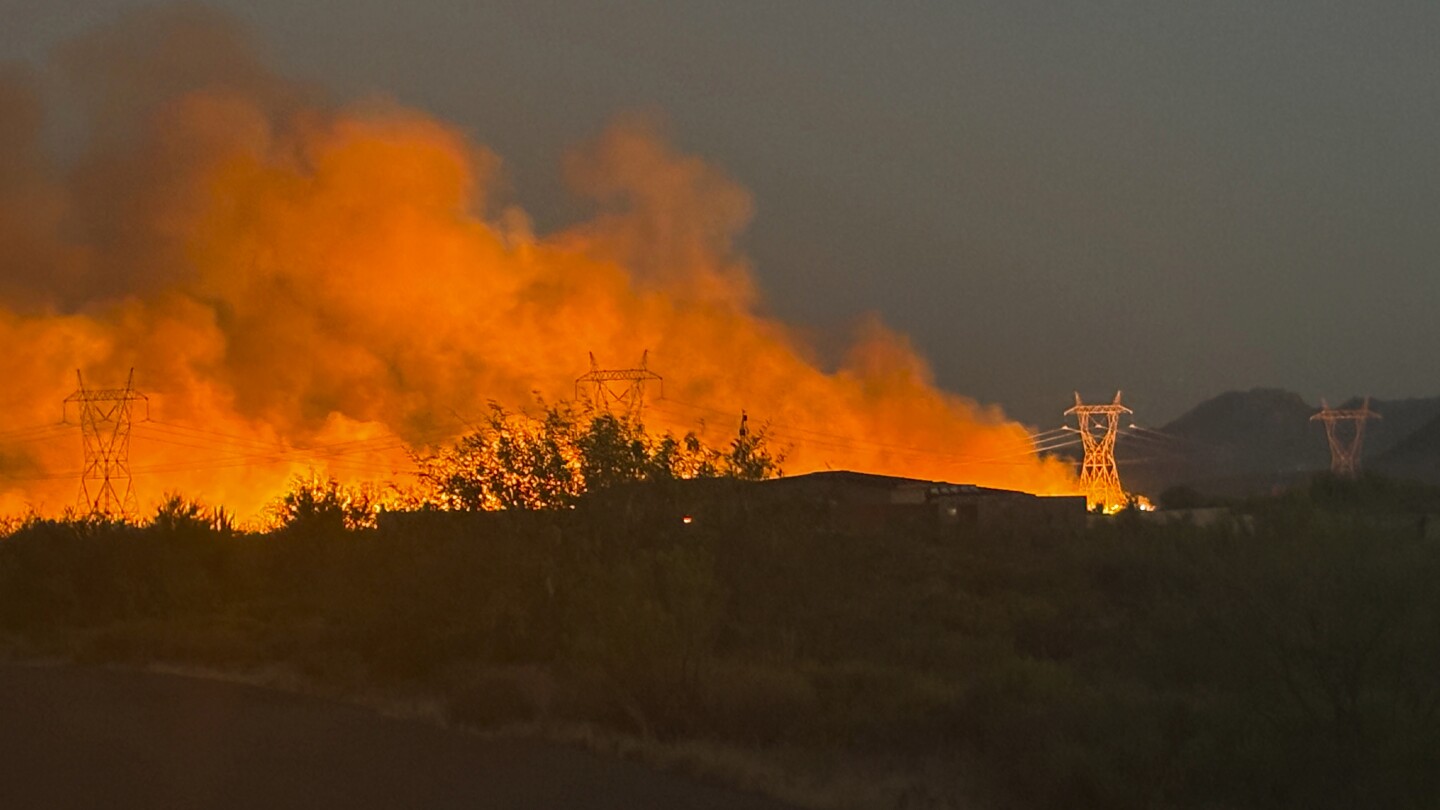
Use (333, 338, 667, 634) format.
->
(1311, 398, 1380, 478)
(64, 369, 147, 519)
(1065, 391, 1132, 512)
(575, 351, 663, 421)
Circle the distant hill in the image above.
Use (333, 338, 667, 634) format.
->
(1375, 411, 1440, 484)
(1117, 389, 1440, 497)
(1333, 396, 1440, 458)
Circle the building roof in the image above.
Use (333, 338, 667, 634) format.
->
(759, 470, 1020, 498)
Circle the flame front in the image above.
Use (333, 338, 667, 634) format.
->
(0, 8, 1077, 519)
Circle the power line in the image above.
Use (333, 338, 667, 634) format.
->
(0, 422, 72, 441)
(128, 425, 415, 478)
(648, 399, 1080, 469)
(650, 397, 1068, 464)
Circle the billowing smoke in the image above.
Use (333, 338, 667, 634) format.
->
(0, 6, 1075, 519)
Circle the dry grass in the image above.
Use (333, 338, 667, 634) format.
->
(0, 652, 974, 810)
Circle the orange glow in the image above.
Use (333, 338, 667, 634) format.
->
(0, 13, 1079, 521)
(1098, 494, 1155, 516)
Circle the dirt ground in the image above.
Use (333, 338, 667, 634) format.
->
(0, 664, 792, 809)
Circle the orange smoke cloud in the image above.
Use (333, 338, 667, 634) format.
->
(0, 7, 1075, 520)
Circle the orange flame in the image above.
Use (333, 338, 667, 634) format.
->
(0, 9, 1077, 520)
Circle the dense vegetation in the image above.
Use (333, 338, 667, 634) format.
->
(1, 412, 1437, 809)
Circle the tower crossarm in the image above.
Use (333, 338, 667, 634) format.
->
(1311, 397, 1380, 478)
(575, 368, 663, 385)
(1310, 409, 1381, 422)
(65, 389, 148, 402)
(574, 351, 664, 420)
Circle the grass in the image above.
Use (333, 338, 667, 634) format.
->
(3, 474, 1439, 809)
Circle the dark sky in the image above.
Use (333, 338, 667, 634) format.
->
(3, 1, 1437, 427)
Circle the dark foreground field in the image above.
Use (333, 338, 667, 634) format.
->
(3, 473, 1440, 809)
(0, 664, 789, 810)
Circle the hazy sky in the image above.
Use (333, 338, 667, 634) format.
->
(2, 1, 1436, 426)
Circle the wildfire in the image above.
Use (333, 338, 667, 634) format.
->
(0, 7, 1078, 520)
(1097, 494, 1155, 516)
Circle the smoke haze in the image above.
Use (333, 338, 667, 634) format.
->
(0, 6, 1075, 518)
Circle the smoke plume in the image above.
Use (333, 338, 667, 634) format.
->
(0, 6, 1075, 518)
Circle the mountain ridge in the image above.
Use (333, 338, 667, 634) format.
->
(1110, 388, 1440, 496)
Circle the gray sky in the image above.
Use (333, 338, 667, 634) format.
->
(3, 0, 1437, 426)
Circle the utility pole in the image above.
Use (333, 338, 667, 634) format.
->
(1065, 391, 1132, 513)
(1311, 398, 1380, 478)
(575, 351, 663, 422)
(64, 369, 147, 520)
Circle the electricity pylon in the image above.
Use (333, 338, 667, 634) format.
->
(64, 369, 147, 519)
(575, 351, 663, 421)
(1065, 391, 1132, 512)
(1311, 397, 1380, 478)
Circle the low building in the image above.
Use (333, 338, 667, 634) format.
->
(748, 471, 1087, 537)
(381, 471, 1088, 540)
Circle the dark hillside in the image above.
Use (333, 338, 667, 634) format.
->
(1121, 389, 1325, 496)
(1338, 396, 1440, 458)
(1121, 390, 1440, 497)
(1376, 411, 1440, 484)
